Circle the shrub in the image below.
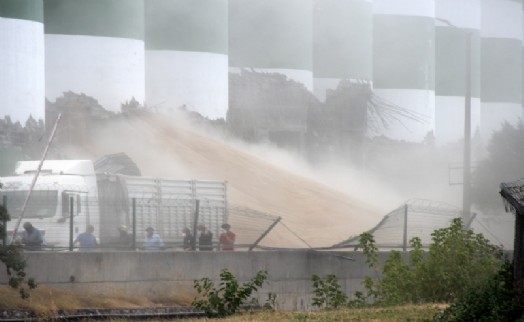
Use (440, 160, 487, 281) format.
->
(432, 260, 523, 322)
(359, 218, 504, 304)
(0, 193, 37, 299)
(311, 274, 348, 309)
(192, 268, 268, 317)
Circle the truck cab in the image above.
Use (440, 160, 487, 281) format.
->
(0, 160, 99, 249)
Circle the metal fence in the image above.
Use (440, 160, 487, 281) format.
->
(0, 185, 281, 251)
(334, 199, 463, 250)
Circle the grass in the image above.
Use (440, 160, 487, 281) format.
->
(0, 285, 192, 318)
(177, 304, 443, 322)
(0, 285, 443, 321)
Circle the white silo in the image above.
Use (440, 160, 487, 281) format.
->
(145, 0, 228, 120)
(313, 0, 373, 101)
(229, 0, 313, 91)
(44, 0, 145, 112)
(372, 0, 435, 142)
(434, 0, 481, 145)
(480, 0, 522, 141)
(0, 0, 44, 123)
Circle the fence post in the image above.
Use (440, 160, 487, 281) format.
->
(192, 200, 200, 251)
(403, 204, 408, 252)
(69, 196, 74, 251)
(2, 195, 6, 246)
(132, 198, 136, 250)
(249, 216, 282, 251)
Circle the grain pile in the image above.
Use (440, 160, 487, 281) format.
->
(70, 112, 385, 248)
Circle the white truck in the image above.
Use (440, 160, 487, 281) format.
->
(0, 160, 227, 250)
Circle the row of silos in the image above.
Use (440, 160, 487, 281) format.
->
(0, 0, 44, 123)
(316, 0, 522, 144)
(1, 0, 229, 123)
(1, 0, 522, 144)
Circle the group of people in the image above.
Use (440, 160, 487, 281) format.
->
(19, 221, 236, 252)
(182, 223, 236, 251)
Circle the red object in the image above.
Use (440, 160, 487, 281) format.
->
(219, 231, 236, 251)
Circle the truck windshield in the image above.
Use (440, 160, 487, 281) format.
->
(0, 190, 58, 218)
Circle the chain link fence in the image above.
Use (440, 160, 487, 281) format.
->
(334, 199, 462, 250)
(1, 182, 281, 251)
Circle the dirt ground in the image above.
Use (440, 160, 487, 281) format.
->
(0, 284, 195, 316)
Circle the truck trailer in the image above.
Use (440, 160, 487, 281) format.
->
(0, 160, 227, 250)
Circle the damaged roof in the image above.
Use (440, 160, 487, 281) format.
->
(500, 178, 524, 215)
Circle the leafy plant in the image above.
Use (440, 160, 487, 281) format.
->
(192, 268, 268, 317)
(311, 274, 348, 309)
(358, 232, 382, 303)
(0, 185, 37, 299)
(432, 260, 523, 322)
(420, 218, 503, 302)
(359, 218, 504, 305)
(263, 292, 277, 311)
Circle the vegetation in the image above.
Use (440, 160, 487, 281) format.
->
(307, 217, 508, 319)
(432, 261, 523, 322)
(0, 182, 37, 299)
(358, 218, 504, 305)
(180, 304, 442, 322)
(192, 268, 268, 317)
(311, 274, 348, 309)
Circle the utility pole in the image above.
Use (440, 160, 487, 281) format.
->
(462, 31, 472, 224)
(436, 18, 473, 224)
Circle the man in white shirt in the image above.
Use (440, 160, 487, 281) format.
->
(143, 227, 164, 250)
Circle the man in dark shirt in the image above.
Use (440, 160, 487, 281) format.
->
(197, 224, 213, 251)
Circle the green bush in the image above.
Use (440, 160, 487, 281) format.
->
(359, 218, 504, 305)
(432, 260, 523, 322)
(0, 194, 37, 299)
(192, 268, 268, 317)
(311, 274, 348, 309)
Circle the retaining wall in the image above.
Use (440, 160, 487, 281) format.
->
(0, 250, 389, 311)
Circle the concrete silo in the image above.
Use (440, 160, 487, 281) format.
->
(0, 0, 44, 123)
(313, 0, 373, 101)
(480, 0, 522, 141)
(44, 0, 145, 113)
(372, 0, 435, 142)
(229, 0, 313, 91)
(434, 0, 481, 145)
(145, 0, 228, 120)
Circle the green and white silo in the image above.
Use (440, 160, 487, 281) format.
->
(372, 0, 435, 141)
(313, 0, 373, 101)
(229, 0, 313, 91)
(480, 0, 522, 141)
(44, 0, 144, 112)
(145, 0, 228, 120)
(0, 0, 44, 123)
(434, 0, 481, 145)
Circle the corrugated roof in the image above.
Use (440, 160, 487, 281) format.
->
(500, 178, 524, 214)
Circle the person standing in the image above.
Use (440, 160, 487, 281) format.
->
(219, 223, 236, 251)
(144, 227, 164, 250)
(74, 224, 98, 251)
(182, 227, 194, 251)
(21, 222, 44, 251)
(197, 224, 213, 251)
(116, 225, 134, 249)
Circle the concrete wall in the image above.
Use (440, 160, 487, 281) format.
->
(0, 250, 385, 311)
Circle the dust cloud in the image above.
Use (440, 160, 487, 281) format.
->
(64, 110, 394, 248)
